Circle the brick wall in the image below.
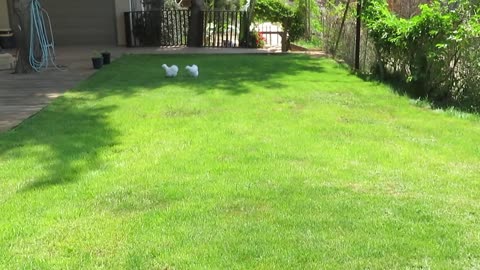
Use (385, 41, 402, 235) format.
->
(387, 0, 431, 18)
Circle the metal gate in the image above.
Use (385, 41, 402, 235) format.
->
(125, 10, 190, 47)
(202, 11, 247, 48)
(125, 9, 249, 48)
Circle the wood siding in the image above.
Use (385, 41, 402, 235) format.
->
(0, 0, 10, 29)
(41, 0, 117, 45)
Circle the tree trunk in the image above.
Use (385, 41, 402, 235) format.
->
(7, 0, 33, 73)
(354, 0, 361, 70)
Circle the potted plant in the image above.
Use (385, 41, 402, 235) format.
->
(247, 31, 266, 48)
(91, 51, 103, 70)
(101, 50, 111, 65)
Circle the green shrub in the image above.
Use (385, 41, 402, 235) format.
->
(363, 0, 480, 112)
(254, 0, 305, 44)
(246, 31, 267, 48)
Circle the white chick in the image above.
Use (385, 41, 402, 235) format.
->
(162, 64, 179, 77)
(185, 64, 199, 78)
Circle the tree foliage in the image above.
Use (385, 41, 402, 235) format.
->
(254, 0, 305, 42)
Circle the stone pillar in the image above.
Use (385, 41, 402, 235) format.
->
(187, 0, 204, 47)
(114, 0, 130, 46)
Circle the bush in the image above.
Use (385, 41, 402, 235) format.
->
(246, 31, 266, 48)
(363, 0, 480, 112)
(254, 0, 305, 45)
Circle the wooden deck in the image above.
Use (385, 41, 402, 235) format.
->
(0, 48, 96, 132)
(0, 70, 92, 132)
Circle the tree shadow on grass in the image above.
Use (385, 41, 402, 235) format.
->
(356, 72, 480, 114)
(81, 54, 327, 98)
(356, 72, 418, 97)
(0, 95, 119, 193)
(0, 54, 328, 193)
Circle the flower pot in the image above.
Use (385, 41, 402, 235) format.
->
(102, 52, 111, 65)
(0, 29, 16, 49)
(92, 57, 103, 69)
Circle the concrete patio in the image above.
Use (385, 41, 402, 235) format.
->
(0, 46, 286, 133)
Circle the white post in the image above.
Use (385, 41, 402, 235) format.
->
(114, 0, 131, 46)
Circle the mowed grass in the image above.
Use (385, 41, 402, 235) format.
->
(1, 54, 480, 269)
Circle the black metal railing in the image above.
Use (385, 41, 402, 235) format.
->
(125, 10, 250, 48)
(125, 10, 190, 47)
(202, 10, 247, 48)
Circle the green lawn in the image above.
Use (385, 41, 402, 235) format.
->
(1, 54, 479, 269)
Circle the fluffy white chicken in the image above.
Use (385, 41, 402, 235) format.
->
(185, 64, 199, 78)
(162, 64, 179, 77)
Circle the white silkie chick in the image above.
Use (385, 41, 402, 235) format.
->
(185, 64, 199, 78)
(162, 64, 179, 77)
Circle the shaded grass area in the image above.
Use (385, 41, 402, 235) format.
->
(0, 54, 479, 269)
(359, 71, 480, 114)
(294, 36, 324, 50)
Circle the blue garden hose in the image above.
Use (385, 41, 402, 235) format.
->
(29, 0, 60, 71)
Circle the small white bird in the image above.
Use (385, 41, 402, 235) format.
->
(162, 64, 179, 77)
(185, 64, 199, 78)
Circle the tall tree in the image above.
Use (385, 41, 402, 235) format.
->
(7, 0, 32, 73)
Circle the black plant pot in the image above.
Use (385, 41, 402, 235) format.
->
(102, 52, 111, 65)
(92, 57, 103, 69)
